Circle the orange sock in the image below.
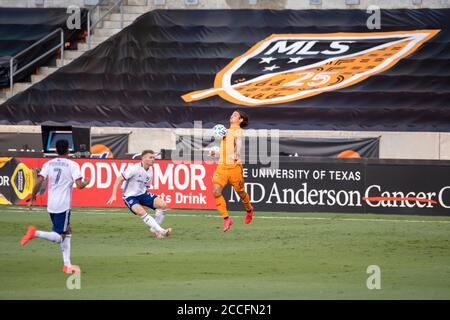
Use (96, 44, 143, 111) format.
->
(241, 193, 253, 212)
(214, 194, 229, 218)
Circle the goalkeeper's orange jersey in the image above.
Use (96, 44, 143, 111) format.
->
(218, 124, 243, 168)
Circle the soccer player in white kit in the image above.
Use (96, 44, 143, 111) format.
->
(107, 150, 172, 238)
(20, 139, 90, 274)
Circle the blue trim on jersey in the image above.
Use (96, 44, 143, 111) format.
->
(123, 192, 157, 214)
(49, 210, 71, 234)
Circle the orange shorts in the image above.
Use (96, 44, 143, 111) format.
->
(212, 164, 245, 192)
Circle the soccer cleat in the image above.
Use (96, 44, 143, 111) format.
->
(20, 226, 37, 246)
(62, 265, 81, 273)
(223, 217, 234, 232)
(245, 208, 253, 224)
(153, 228, 172, 239)
(150, 227, 161, 238)
(153, 231, 163, 239)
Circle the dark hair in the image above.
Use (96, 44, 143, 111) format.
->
(56, 139, 69, 155)
(236, 110, 249, 128)
(141, 149, 155, 158)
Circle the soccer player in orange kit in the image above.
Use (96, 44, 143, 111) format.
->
(209, 110, 254, 232)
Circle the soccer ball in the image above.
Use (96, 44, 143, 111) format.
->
(212, 124, 227, 138)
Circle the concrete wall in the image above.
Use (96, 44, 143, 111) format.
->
(1, 125, 449, 160)
(1, 0, 449, 9)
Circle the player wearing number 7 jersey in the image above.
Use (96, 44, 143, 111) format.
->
(20, 139, 90, 274)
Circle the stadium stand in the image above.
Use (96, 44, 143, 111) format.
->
(0, 8, 88, 98)
(0, 1, 144, 104)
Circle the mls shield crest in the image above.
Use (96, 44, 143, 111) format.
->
(182, 30, 439, 106)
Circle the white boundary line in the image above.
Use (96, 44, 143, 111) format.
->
(2, 207, 450, 224)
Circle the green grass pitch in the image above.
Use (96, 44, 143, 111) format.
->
(1, 205, 449, 299)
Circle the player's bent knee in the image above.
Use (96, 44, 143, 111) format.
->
(161, 200, 168, 209)
(131, 204, 146, 216)
(158, 202, 167, 210)
(154, 197, 167, 210)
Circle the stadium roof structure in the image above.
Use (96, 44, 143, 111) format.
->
(1, 9, 449, 131)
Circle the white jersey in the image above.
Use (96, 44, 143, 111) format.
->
(121, 162, 153, 198)
(39, 157, 82, 213)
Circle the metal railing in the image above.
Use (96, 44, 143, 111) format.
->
(9, 28, 64, 95)
(87, 0, 124, 49)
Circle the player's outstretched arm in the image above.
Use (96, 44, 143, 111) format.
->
(75, 177, 91, 190)
(107, 175, 125, 205)
(28, 175, 44, 210)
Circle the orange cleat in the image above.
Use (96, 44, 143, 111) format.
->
(20, 226, 37, 246)
(164, 228, 172, 237)
(223, 217, 234, 232)
(245, 208, 253, 224)
(62, 265, 81, 273)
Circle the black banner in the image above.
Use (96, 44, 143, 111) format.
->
(0, 133, 42, 152)
(278, 137, 379, 158)
(0, 132, 128, 159)
(176, 135, 379, 158)
(0, 9, 449, 131)
(224, 159, 450, 215)
(90, 134, 129, 159)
